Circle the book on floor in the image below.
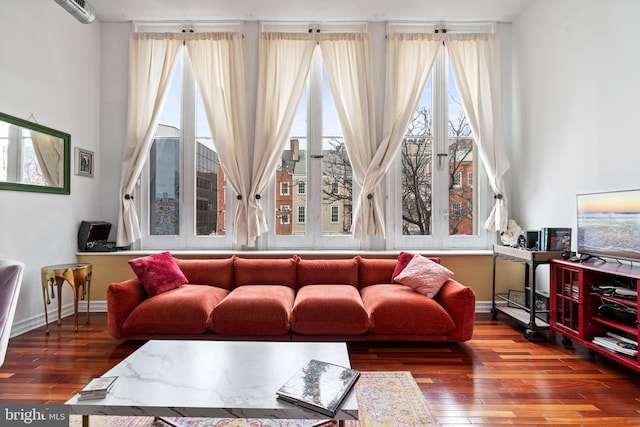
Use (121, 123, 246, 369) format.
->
(276, 359, 360, 417)
(78, 376, 117, 400)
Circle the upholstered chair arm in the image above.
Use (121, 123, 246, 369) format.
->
(435, 279, 476, 341)
(107, 278, 147, 339)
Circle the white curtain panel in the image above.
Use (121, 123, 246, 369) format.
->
(185, 32, 251, 246)
(249, 32, 316, 245)
(30, 130, 64, 187)
(352, 32, 443, 240)
(318, 32, 379, 240)
(116, 33, 182, 247)
(445, 33, 510, 232)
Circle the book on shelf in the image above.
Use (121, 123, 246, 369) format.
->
(276, 359, 360, 417)
(78, 376, 117, 400)
(539, 227, 571, 252)
(592, 333, 638, 357)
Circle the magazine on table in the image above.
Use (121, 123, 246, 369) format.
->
(276, 359, 360, 417)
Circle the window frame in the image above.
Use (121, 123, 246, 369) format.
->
(137, 22, 241, 250)
(385, 24, 493, 250)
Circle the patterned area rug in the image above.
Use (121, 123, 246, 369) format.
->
(69, 371, 438, 427)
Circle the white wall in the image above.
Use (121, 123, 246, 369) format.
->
(511, 0, 640, 242)
(0, 0, 102, 334)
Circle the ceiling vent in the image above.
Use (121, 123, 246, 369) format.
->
(54, 0, 96, 24)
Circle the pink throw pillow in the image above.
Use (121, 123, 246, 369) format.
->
(393, 254, 453, 298)
(128, 252, 188, 297)
(391, 251, 441, 281)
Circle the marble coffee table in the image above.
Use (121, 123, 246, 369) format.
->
(66, 340, 358, 425)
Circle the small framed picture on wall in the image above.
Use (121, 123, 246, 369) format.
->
(75, 147, 94, 178)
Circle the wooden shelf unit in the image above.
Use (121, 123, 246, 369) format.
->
(550, 258, 640, 373)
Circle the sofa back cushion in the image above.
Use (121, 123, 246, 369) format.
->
(356, 257, 396, 288)
(297, 258, 359, 288)
(173, 257, 235, 290)
(234, 257, 297, 289)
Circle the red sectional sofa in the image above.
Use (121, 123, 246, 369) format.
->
(107, 255, 476, 342)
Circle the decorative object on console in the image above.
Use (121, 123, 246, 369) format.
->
(128, 252, 188, 297)
(78, 220, 117, 252)
(500, 219, 522, 246)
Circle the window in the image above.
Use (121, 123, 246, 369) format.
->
(279, 205, 290, 224)
(331, 206, 339, 223)
(453, 172, 462, 188)
(138, 23, 491, 251)
(297, 206, 306, 223)
(393, 43, 488, 249)
(140, 23, 236, 249)
(330, 182, 339, 194)
(274, 46, 355, 248)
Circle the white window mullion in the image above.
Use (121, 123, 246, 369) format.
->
(182, 50, 197, 245)
(307, 50, 323, 244)
(432, 47, 449, 246)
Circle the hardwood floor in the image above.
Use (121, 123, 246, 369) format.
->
(1, 313, 639, 425)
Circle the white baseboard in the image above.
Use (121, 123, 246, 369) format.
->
(11, 300, 493, 337)
(10, 301, 107, 338)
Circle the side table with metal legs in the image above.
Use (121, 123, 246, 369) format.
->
(41, 263, 92, 333)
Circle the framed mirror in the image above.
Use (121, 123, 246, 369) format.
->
(0, 112, 70, 195)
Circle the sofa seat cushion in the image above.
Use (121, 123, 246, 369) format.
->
(291, 285, 369, 335)
(360, 284, 455, 335)
(122, 285, 228, 335)
(209, 285, 295, 335)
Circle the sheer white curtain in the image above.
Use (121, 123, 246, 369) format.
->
(116, 33, 182, 247)
(318, 32, 378, 239)
(185, 32, 251, 246)
(358, 32, 442, 239)
(319, 32, 442, 240)
(445, 33, 510, 232)
(250, 32, 316, 245)
(30, 130, 64, 187)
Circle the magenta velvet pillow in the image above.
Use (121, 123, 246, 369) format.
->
(391, 252, 441, 281)
(393, 254, 453, 298)
(128, 252, 188, 297)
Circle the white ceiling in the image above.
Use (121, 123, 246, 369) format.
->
(89, 0, 533, 23)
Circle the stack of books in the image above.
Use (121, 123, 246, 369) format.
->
(78, 376, 118, 400)
(539, 227, 572, 252)
(564, 282, 579, 300)
(592, 332, 638, 357)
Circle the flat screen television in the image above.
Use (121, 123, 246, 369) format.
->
(576, 189, 640, 262)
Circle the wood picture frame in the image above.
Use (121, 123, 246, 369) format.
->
(75, 147, 94, 178)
